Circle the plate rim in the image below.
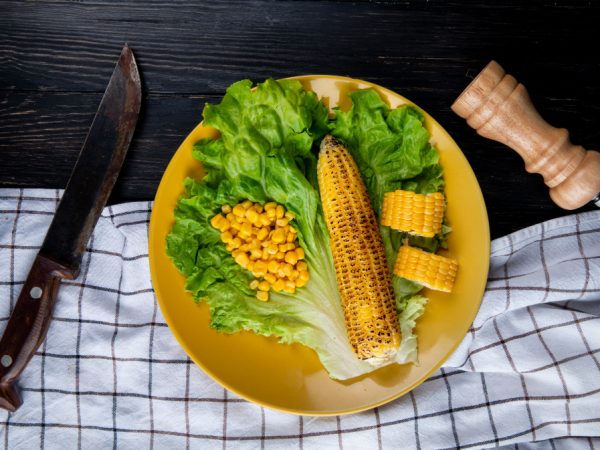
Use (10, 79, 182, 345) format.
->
(148, 74, 490, 416)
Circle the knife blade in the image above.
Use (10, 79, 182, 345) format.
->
(0, 44, 141, 412)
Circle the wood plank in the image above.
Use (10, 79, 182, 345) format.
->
(0, 0, 598, 95)
(0, 91, 219, 202)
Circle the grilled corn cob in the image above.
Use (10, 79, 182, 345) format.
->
(317, 135, 400, 361)
(381, 190, 445, 238)
(394, 245, 458, 293)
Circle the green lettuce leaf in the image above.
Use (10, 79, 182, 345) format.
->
(166, 80, 442, 380)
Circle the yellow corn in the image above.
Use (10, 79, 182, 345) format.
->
(317, 135, 400, 360)
(258, 281, 270, 292)
(264, 273, 277, 284)
(256, 291, 269, 302)
(381, 190, 445, 238)
(284, 251, 298, 265)
(233, 204, 246, 217)
(211, 199, 310, 301)
(393, 245, 458, 293)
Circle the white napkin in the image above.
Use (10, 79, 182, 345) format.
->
(0, 188, 599, 450)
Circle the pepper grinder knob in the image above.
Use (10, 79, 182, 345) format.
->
(452, 60, 600, 210)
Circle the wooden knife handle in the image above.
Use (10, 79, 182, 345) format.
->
(452, 61, 600, 210)
(0, 254, 76, 411)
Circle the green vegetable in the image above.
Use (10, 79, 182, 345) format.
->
(166, 79, 443, 380)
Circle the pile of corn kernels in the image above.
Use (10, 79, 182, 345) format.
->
(210, 201, 309, 301)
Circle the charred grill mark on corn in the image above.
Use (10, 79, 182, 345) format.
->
(317, 135, 401, 361)
(210, 201, 309, 302)
(394, 245, 457, 293)
(381, 190, 445, 238)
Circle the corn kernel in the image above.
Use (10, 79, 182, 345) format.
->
(253, 261, 267, 276)
(290, 270, 300, 280)
(283, 280, 296, 294)
(272, 279, 285, 292)
(295, 277, 308, 288)
(241, 200, 253, 209)
(286, 231, 296, 243)
(256, 291, 269, 302)
(285, 211, 295, 220)
(272, 229, 286, 244)
(233, 204, 246, 217)
(266, 208, 276, 219)
(249, 279, 259, 290)
(276, 205, 285, 219)
(221, 231, 233, 243)
(258, 281, 270, 292)
(295, 247, 305, 260)
(282, 263, 293, 277)
(285, 251, 298, 265)
(268, 260, 280, 274)
(265, 202, 277, 211)
(260, 214, 272, 227)
(298, 270, 309, 282)
(236, 253, 250, 268)
(266, 244, 278, 255)
(276, 218, 289, 227)
(226, 212, 235, 222)
(239, 244, 249, 252)
(210, 214, 223, 229)
(230, 237, 242, 249)
(296, 261, 308, 272)
(239, 223, 253, 238)
(221, 204, 232, 214)
(264, 273, 277, 284)
(275, 251, 285, 260)
(229, 219, 241, 231)
(245, 208, 259, 224)
(250, 248, 262, 260)
(256, 227, 269, 241)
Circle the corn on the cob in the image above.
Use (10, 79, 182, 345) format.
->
(394, 245, 458, 293)
(381, 190, 445, 238)
(317, 135, 400, 361)
(211, 200, 309, 302)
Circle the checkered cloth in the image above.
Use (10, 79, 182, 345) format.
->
(0, 189, 599, 450)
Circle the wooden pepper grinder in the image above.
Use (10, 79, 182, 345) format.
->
(452, 61, 600, 210)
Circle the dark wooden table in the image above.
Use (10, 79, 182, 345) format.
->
(1, 0, 598, 239)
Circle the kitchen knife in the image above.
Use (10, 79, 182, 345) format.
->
(0, 44, 142, 412)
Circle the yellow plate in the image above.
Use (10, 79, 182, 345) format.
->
(148, 75, 490, 416)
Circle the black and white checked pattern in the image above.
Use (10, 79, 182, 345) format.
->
(0, 188, 599, 450)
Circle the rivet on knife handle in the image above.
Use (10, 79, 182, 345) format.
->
(452, 60, 600, 210)
(0, 44, 141, 411)
(0, 256, 76, 411)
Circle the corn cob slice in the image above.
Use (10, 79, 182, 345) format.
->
(394, 245, 458, 293)
(381, 190, 445, 238)
(317, 135, 401, 361)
